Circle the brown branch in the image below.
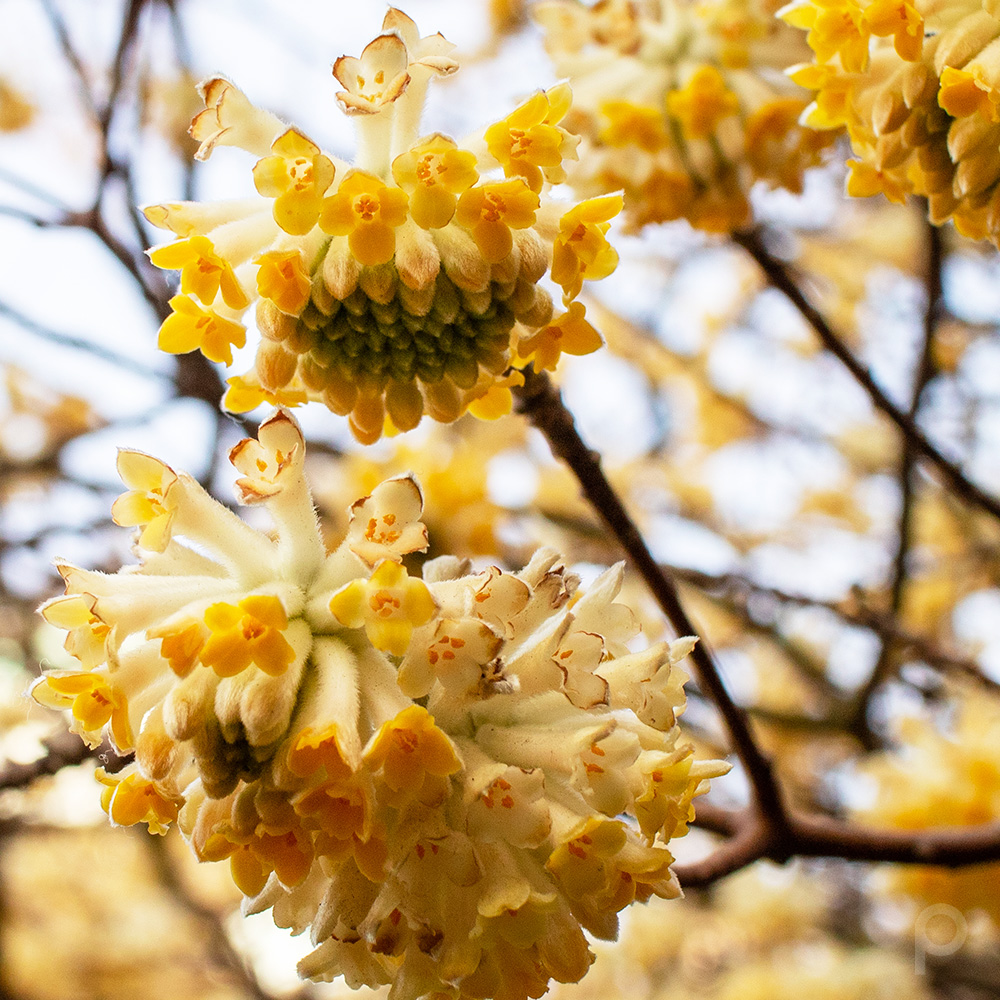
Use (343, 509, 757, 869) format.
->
(681, 805, 1000, 887)
(513, 366, 788, 824)
(0, 298, 167, 380)
(733, 225, 1000, 523)
(0, 733, 130, 791)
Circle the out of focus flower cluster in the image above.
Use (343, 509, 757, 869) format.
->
(855, 687, 1000, 927)
(33, 408, 727, 1000)
(547, 862, 929, 1000)
(534, 0, 834, 233)
(145, 8, 621, 443)
(782, 0, 1000, 243)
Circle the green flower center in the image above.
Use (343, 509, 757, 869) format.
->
(293, 270, 516, 391)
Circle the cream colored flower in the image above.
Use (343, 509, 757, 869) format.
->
(535, 0, 834, 233)
(145, 8, 621, 444)
(35, 409, 728, 1000)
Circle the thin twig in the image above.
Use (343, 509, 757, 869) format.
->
(733, 225, 1000, 523)
(0, 299, 168, 380)
(851, 212, 945, 742)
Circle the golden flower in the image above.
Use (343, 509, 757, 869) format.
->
(782, 0, 1000, 243)
(535, 0, 835, 233)
(391, 133, 480, 229)
(319, 170, 411, 266)
(35, 408, 728, 999)
(145, 8, 620, 443)
(252, 129, 337, 236)
(156, 294, 247, 366)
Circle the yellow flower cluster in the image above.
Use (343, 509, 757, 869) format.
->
(145, 9, 622, 443)
(854, 689, 1000, 925)
(534, 0, 834, 233)
(34, 409, 727, 1000)
(782, 0, 1000, 242)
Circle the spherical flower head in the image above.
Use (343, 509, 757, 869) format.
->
(253, 129, 337, 236)
(144, 12, 621, 443)
(781, 0, 1000, 244)
(534, 0, 835, 233)
(34, 409, 729, 999)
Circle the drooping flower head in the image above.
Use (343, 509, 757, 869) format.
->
(533, 0, 835, 233)
(145, 9, 622, 443)
(35, 409, 728, 1000)
(781, 0, 1000, 243)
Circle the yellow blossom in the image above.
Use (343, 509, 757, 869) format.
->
(485, 82, 579, 192)
(97, 769, 180, 835)
(599, 100, 669, 152)
(332, 31, 410, 115)
(110, 449, 178, 552)
(255, 249, 311, 315)
(253, 128, 336, 235)
(364, 704, 461, 794)
(157, 294, 247, 365)
(455, 178, 539, 262)
(318, 170, 410, 266)
(39, 593, 110, 670)
(517, 300, 603, 371)
(938, 66, 1000, 122)
(666, 65, 740, 140)
(780, 0, 871, 73)
(551, 195, 622, 301)
(189, 76, 285, 161)
(32, 672, 132, 749)
(223, 374, 307, 413)
(148, 235, 250, 309)
(846, 159, 908, 202)
(391, 133, 479, 228)
(863, 0, 923, 61)
(329, 559, 437, 655)
(200, 594, 296, 677)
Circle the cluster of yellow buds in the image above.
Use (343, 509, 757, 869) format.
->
(144, 9, 622, 443)
(533, 0, 834, 233)
(34, 409, 728, 999)
(781, 0, 1000, 242)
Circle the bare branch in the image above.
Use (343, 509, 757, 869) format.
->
(734, 225, 1000, 524)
